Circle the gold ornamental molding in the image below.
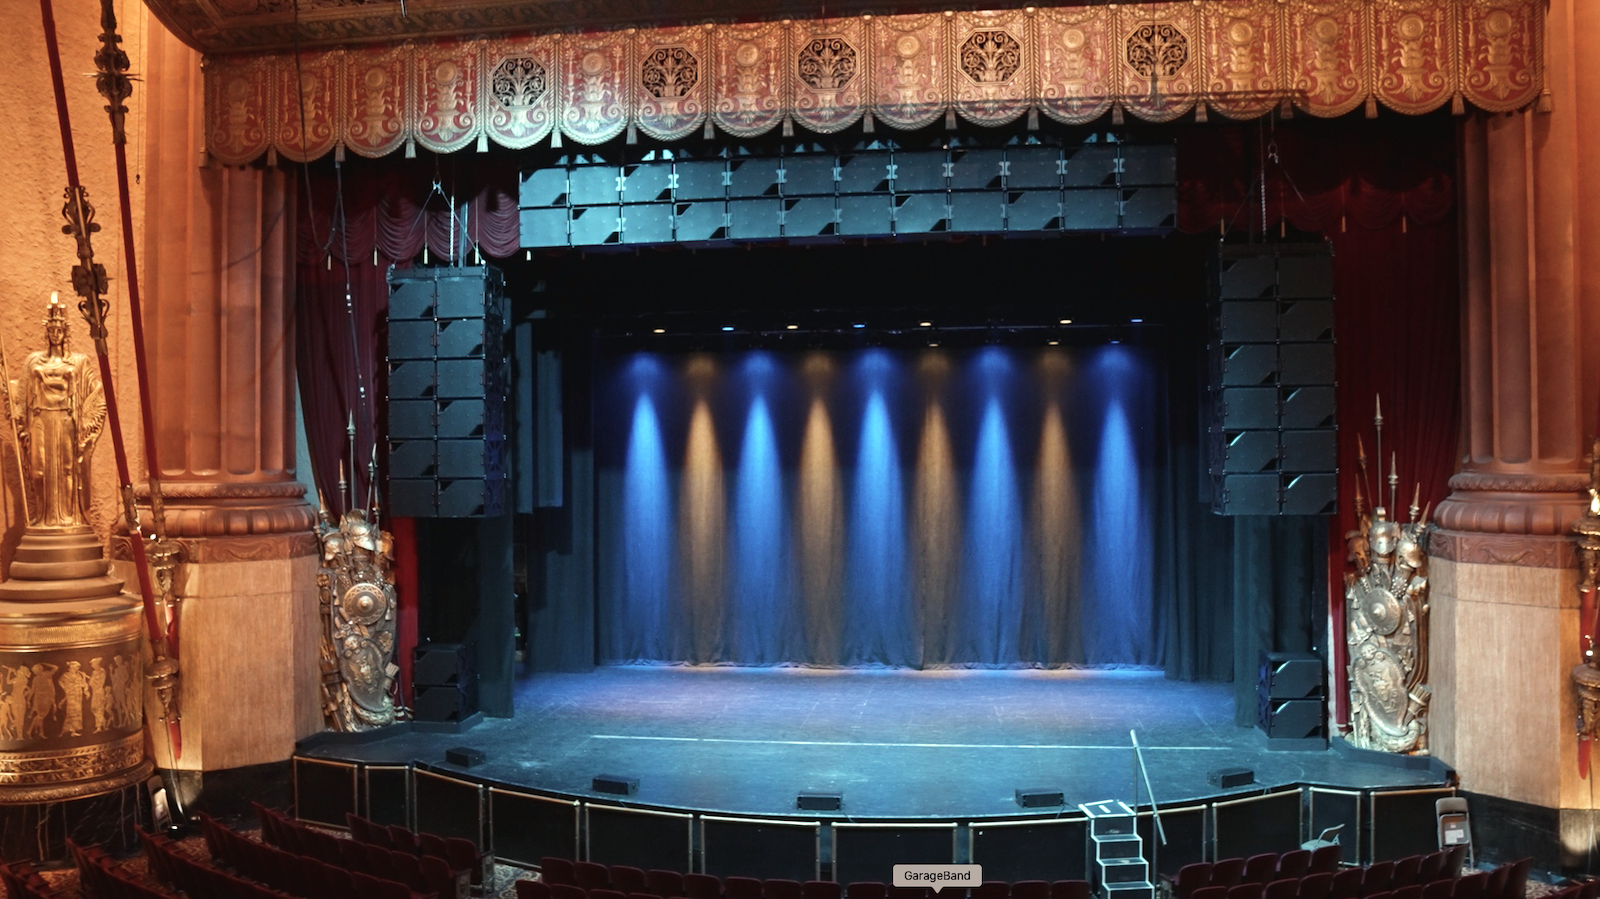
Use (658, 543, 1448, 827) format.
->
(201, 0, 1545, 165)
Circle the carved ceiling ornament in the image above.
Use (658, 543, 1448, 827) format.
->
(197, 0, 1546, 165)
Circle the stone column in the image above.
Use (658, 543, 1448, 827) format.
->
(1429, 0, 1600, 868)
(135, 21, 322, 777)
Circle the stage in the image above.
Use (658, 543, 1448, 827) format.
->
(298, 666, 1447, 821)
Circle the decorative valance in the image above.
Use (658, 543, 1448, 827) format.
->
(204, 0, 1544, 166)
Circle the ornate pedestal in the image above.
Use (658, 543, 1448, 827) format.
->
(0, 526, 151, 859)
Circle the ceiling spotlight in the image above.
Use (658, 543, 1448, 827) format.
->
(1130, 318, 1143, 323)
(919, 321, 933, 328)
(928, 341, 939, 347)
(652, 328, 665, 334)
(852, 323, 865, 329)
(786, 324, 799, 330)
(1059, 318, 1073, 325)
(1048, 339, 1060, 346)
(722, 326, 734, 332)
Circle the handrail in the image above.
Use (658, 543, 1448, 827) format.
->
(1131, 729, 1166, 886)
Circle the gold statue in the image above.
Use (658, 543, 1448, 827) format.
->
(317, 505, 402, 731)
(8, 295, 106, 530)
(1344, 403, 1432, 754)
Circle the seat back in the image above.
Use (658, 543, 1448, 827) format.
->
(649, 869, 687, 898)
(1310, 845, 1342, 875)
(1276, 850, 1312, 881)
(613, 866, 650, 894)
(766, 878, 805, 899)
(725, 876, 765, 899)
(1243, 856, 1278, 886)
(1052, 880, 1091, 899)
(542, 858, 578, 886)
(1211, 860, 1246, 889)
(575, 860, 612, 891)
(846, 882, 887, 899)
(518, 884, 555, 899)
(803, 881, 843, 899)
(1227, 882, 1264, 899)
(1174, 863, 1213, 899)
(1263, 879, 1300, 899)
(552, 884, 590, 899)
(1452, 871, 1487, 899)
(685, 873, 724, 899)
(1392, 857, 1423, 889)
(1330, 867, 1363, 899)
(1300, 871, 1334, 899)
(1012, 881, 1050, 899)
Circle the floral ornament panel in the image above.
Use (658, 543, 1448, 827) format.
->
(483, 35, 556, 149)
(559, 30, 630, 145)
(274, 50, 340, 162)
(1287, 0, 1368, 118)
(870, 14, 948, 130)
(1117, 3, 1200, 122)
(413, 39, 483, 153)
(711, 20, 785, 138)
(1373, 0, 1456, 114)
(792, 17, 867, 133)
(636, 24, 708, 142)
(1199, 0, 1286, 120)
(344, 44, 409, 158)
(1036, 5, 1115, 125)
(205, 55, 271, 166)
(952, 9, 1032, 126)
(1461, 0, 1540, 113)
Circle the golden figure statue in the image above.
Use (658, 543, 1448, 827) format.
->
(9, 296, 106, 530)
(1344, 404, 1432, 755)
(317, 506, 402, 731)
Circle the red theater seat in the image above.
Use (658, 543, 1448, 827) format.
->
(1263, 878, 1300, 899)
(1452, 872, 1487, 899)
(1191, 886, 1230, 899)
(766, 878, 805, 899)
(1420, 881, 1453, 899)
(1301, 872, 1334, 899)
(1227, 881, 1264, 899)
(593, 888, 632, 899)
(553, 883, 591, 899)
(1310, 846, 1341, 876)
(576, 862, 613, 892)
(651, 871, 688, 898)
(1171, 863, 1213, 899)
(613, 867, 650, 894)
(1276, 851, 1312, 882)
(726, 876, 765, 899)
(543, 858, 578, 886)
(1416, 852, 1448, 886)
(803, 881, 843, 899)
(1242, 855, 1279, 886)
(520, 883, 555, 899)
(888, 888, 929, 899)
(1211, 860, 1246, 890)
(1391, 858, 1423, 890)
(1011, 881, 1050, 899)
(686, 873, 724, 899)
(846, 882, 887, 899)
(970, 882, 1009, 899)
(1052, 880, 1091, 899)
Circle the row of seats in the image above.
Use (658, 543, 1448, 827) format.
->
(534, 859, 1094, 899)
(1542, 879, 1600, 899)
(1175, 854, 1524, 899)
(256, 805, 461, 899)
(1168, 847, 1345, 898)
(344, 810, 484, 890)
(0, 859, 57, 899)
(70, 839, 176, 899)
(140, 826, 298, 899)
(209, 810, 432, 899)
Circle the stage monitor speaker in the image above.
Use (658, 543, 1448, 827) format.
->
(363, 764, 412, 827)
(701, 815, 822, 882)
(445, 746, 486, 768)
(292, 757, 358, 830)
(415, 684, 476, 722)
(414, 642, 469, 686)
(833, 823, 956, 889)
(586, 804, 693, 871)
(1208, 767, 1255, 789)
(1213, 789, 1302, 860)
(797, 791, 841, 811)
(1260, 652, 1325, 699)
(414, 767, 486, 848)
(970, 818, 1088, 882)
(1015, 788, 1065, 809)
(593, 774, 638, 796)
(490, 789, 579, 867)
(1258, 698, 1326, 742)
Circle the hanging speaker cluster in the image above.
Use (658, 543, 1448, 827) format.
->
(1207, 244, 1338, 516)
(387, 266, 509, 518)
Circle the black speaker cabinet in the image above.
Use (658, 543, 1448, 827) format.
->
(414, 642, 470, 687)
(1259, 652, 1325, 699)
(415, 684, 476, 723)
(1258, 697, 1326, 748)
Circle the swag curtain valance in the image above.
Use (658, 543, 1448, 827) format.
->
(204, 0, 1544, 166)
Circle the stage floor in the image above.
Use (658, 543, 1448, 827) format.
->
(299, 665, 1446, 819)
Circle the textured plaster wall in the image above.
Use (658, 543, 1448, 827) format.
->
(0, 0, 149, 575)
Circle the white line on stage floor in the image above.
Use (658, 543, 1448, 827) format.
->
(590, 735, 1233, 751)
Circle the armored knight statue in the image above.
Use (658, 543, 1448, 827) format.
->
(9, 296, 105, 529)
(316, 505, 401, 731)
(1344, 407, 1432, 755)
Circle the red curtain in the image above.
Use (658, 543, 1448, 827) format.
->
(1176, 112, 1461, 726)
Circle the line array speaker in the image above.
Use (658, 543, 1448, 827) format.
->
(1208, 244, 1338, 516)
(388, 266, 508, 518)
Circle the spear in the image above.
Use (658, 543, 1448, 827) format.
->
(0, 330, 32, 526)
(1373, 395, 1385, 509)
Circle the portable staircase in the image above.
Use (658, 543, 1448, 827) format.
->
(1079, 799, 1154, 899)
